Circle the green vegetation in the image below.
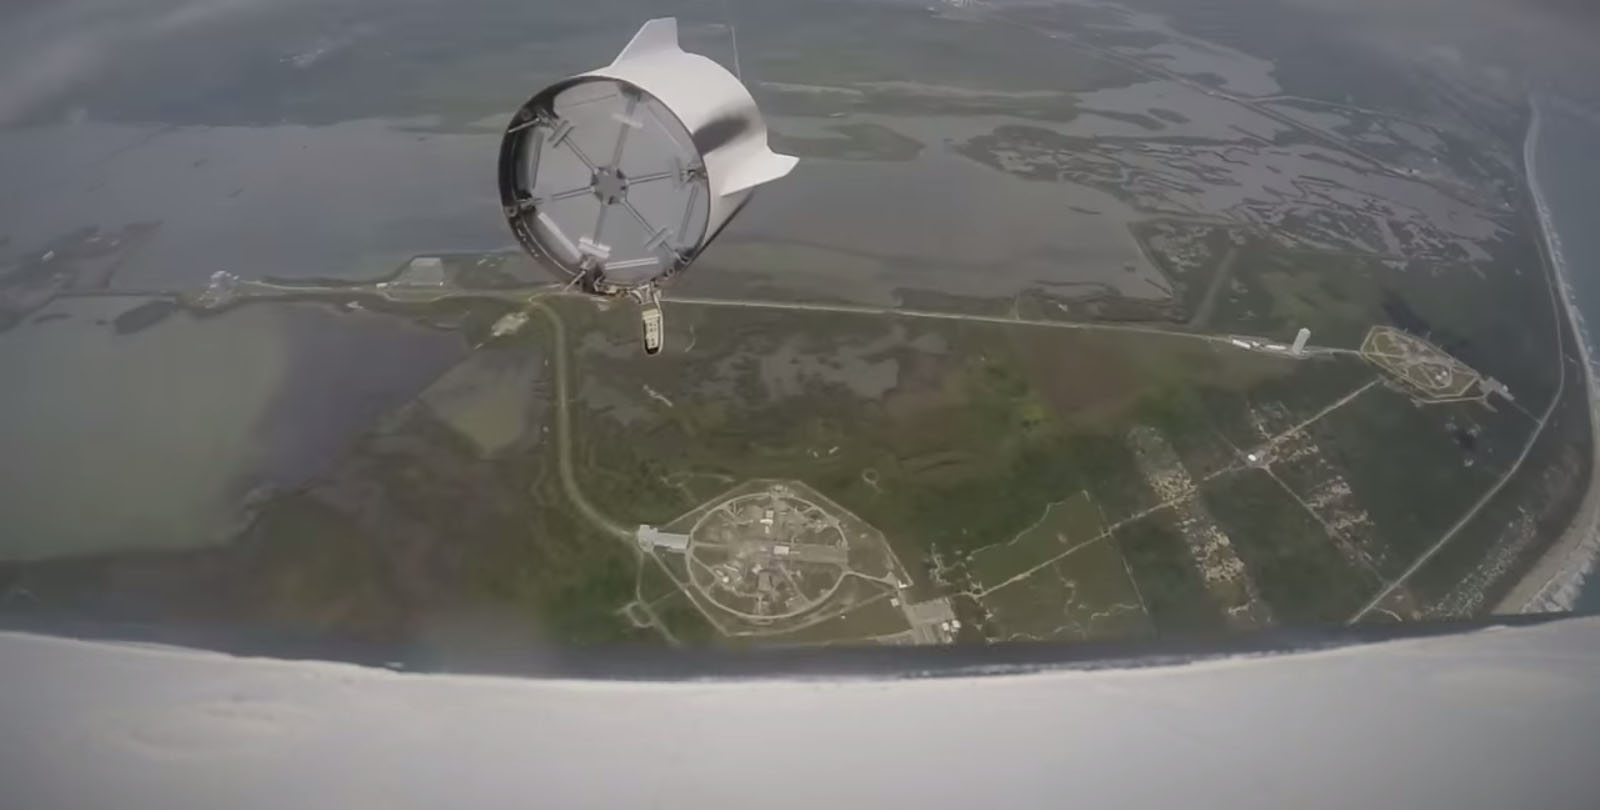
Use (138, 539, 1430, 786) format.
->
(557, 297, 1466, 639)
(5, 262, 1577, 644)
(1129, 221, 1242, 325)
(1202, 469, 1373, 623)
(980, 534, 1149, 642)
(769, 123, 924, 162)
(448, 253, 536, 289)
(1305, 387, 1513, 566)
(759, 593, 911, 645)
(228, 398, 645, 644)
(1058, 538, 1152, 639)
(1113, 510, 1226, 634)
(968, 491, 1103, 590)
(638, 554, 681, 603)
(1067, 432, 1157, 524)
(980, 563, 1074, 641)
(1, 0, 1582, 653)
(1214, 247, 1390, 349)
(1133, 387, 1246, 479)
(1208, 232, 1558, 407)
(528, 540, 639, 643)
(650, 590, 720, 644)
(563, 300, 1135, 564)
(1412, 326, 1594, 606)
(870, 438, 1090, 558)
(232, 495, 407, 636)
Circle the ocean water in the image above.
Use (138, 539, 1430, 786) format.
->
(1535, 99, 1600, 612)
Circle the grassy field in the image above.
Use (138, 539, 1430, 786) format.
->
(1208, 233, 1559, 407)
(1201, 469, 1375, 624)
(646, 590, 720, 644)
(756, 591, 912, 645)
(1302, 386, 1518, 565)
(542, 286, 1571, 640)
(980, 535, 1149, 642)
(968, 491, 1103, 591)
(3, 222, 1574, 647)
(1410, 318, 1594, 607)
(559, 298, 1295, 570)
(1112, 509, 1227, 634)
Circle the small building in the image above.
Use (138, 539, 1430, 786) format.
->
(636, 525, 690, 552)
(1480, 377, 1514, 401)
(490, 311, 529, 338)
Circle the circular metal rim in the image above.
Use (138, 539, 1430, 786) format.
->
(497, 76, 709, 294)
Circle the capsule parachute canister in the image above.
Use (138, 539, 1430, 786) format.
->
(498, 17, 796, 327)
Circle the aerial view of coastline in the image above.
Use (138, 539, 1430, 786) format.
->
(1, 0, 1598, 653)
(1503, 95, 1600, 613)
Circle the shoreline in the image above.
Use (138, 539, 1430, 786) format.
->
(1495, 97, 1600, 613)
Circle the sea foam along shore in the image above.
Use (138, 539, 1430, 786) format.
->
(1496, 97, 1600, 613)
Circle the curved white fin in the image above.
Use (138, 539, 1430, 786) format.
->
(613, 18, 681, 65)
(720, 149, 799, 196)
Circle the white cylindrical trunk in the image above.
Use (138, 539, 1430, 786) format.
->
(497, 18, 796, 294)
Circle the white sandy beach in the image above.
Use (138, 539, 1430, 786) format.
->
(1495, 97, 1600, 613)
